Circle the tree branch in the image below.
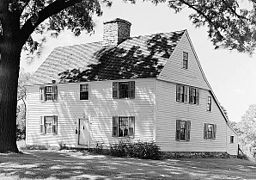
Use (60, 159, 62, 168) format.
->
(19, 0, 83, 44)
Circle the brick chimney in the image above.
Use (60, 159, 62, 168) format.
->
(103, 18, 131, 46)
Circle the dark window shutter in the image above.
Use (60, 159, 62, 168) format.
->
(176, 120, 181, 141)
(204, 123, 207, 139)
(129, 117, 135, 137)
(53, 86, 58, 101)
(39, 87, 45, 101)
(112, 116, 119, 137)
(196, 89, 199, 105)
(112, 82, 118, 99)
(53, 116, 58, 134)
(189, 87, 192, 103)
(185, 121, 191, 141)
(213, 124, 217, 139)
(184, 86, 188, 103)
(176, 85, 180, 102)
(128, 81, 135, 99)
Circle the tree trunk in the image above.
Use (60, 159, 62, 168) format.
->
(0, 40, 22, 153)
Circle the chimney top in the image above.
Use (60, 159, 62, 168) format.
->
(103, 18, 131, 46)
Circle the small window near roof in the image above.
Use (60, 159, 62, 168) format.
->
(207, 96, 212, 111)
(183, 52, 188, 69)
(40, 85, 58, 101)
(80, 84, 89, 100)
(230, 136, 234, 143)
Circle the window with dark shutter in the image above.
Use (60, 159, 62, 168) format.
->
(113, 81, 135, 99)
(80, 84, 89, 100)
(176, 120, 191, 141)
(41, 85, 58, 101)
(176, 84, 188, 103)
(40, 116, 58, 135)
(112, 116, 135, 137)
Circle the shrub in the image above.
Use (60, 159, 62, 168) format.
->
(110, 141, 128, 157)
(16, 124, 26, 141)
(109, 141, 161, 160)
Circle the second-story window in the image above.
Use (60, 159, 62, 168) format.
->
(176, 84, 188, 103)
(40, 85, 58, 101)
(80, 84, 89, 100)
(189, 87, 199, 105)
(113, 81, 135, 99)
(183, 52, 188, 69)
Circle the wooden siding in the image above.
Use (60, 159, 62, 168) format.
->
(26, 78, 156, 147)
(227, 126, 238, 155)
(158, 32, 210, 90)
(155, 80, 230, 152)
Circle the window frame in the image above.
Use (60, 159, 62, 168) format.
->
(182, 51, 188, 69)
(113, 81, 135, 99)
(112, 116, 135, 138)
(207, 96, 212, 111)
(40, 85, 58, 102)
(40, 116, 58, 135)
(189, 86, 199, 105)
(176, 120, 191, 141)
(230, 136, 234, 144)
(80, 84, 89, 100)
(204, 123, 216, 140)
(176, 84, 188, 103)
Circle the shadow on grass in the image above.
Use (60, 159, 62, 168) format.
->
(0, 150, 256, 179)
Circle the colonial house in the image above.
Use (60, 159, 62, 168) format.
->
(26, 18, 238, 155)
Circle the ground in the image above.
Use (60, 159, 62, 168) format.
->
(1, 148, 256, 180)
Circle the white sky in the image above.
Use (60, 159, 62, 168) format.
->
(20, 1, 256, 122)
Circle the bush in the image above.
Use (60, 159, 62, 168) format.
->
(16, 124, 26, 141)
(109, 141, 161, 160)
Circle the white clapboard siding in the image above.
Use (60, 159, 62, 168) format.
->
(26, 78, 156, 147)
(227, 126, 238, 155)
(155, 80, 230, 152)
(158, 31, 210, 90)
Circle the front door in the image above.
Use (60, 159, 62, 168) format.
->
(78, 118, 89, 146)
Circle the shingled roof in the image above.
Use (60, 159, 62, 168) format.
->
(30, 30, 185, 84)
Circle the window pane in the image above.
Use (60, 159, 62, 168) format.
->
(119, 82, 129, 98)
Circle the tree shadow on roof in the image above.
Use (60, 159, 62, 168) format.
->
(58, 32, 183, 83)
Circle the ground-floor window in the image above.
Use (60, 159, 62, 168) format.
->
(230, 136, 234, 143)
(176, 120, 191, 141)
(112, 116, 135, 137)
(204, 123, 216, 140)
(40, 116, 58, 134)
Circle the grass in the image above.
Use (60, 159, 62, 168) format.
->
(0, 149, 256, 180)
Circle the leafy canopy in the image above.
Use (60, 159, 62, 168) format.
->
(2, 0, 256, 54)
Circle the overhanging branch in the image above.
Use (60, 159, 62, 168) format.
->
(19, 0, 83, 44)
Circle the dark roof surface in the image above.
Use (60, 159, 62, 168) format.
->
(30, 30, 185, 84)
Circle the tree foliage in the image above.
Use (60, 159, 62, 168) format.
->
(232, 105, 256, 151)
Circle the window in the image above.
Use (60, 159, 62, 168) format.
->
(40, 85, 58, 101)
(230, 136, 234, 143)
(80, 84, 89, 100)
(176, 120, 191, 141)
(40, 116, 58, 134)
(183, 52, 188, 69)
(207, 96, 212, 111)
(176, 84, 188, 103)
(112, 116, 135, 137)
(189, 87, 199, 105)
(113, 81, 135, 99)
(204, 123, 216, 140)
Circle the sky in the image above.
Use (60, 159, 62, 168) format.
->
(20, 1, 256, 122)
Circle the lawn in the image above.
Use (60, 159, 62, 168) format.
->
(0, 149, 256, 180)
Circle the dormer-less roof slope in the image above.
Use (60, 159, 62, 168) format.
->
(30, 30, 185, 84)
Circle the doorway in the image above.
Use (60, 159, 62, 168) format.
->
(78, 118, 90, 146)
